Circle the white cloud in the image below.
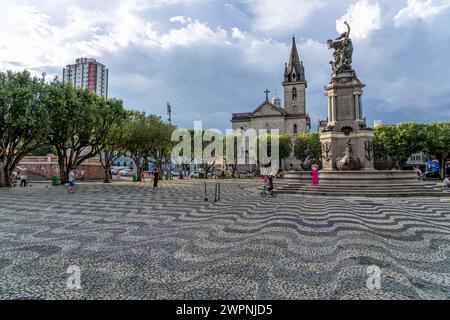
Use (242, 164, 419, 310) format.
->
(336, 0, 381, 39)
(1, 0, 449, 128)
(247, 0, 326, 33)
(158, 17, 229, 49)
(394, 0, 450, 26)
(0, 0, 236, 74)
(231, 27, 245, 40)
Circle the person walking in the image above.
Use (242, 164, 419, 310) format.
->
(68, 170, 76, 193)
(268, 175, 274, 195)
(312, 163, 319, 186)
(443, 175, 450, 189)
(16, 172, 22, 187)
(80, 169, 85, 182)
(153, 170, 159, 191)
(20, 173, 28, 187)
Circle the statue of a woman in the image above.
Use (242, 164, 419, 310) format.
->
(327, 21, 354, 73)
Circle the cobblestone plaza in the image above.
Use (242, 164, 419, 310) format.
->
(0, 181, 449, 300)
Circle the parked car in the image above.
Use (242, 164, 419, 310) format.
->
(119, 169, 133, 177)
(190, 171, 205, 179)
(238, 171, 253, 178)
(171, 170, 180, 177)
(207, 171, 217, 179)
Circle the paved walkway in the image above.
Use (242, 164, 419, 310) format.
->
(0, 181, 449, 299)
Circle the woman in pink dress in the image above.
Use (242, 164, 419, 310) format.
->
(312, 163, 319, 186)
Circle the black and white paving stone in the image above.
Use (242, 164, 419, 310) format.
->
(0, 181, 449, 300)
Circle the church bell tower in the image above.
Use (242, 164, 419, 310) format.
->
(283, 36, 307, 116)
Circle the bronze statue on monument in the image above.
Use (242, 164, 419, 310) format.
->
(336, 138, 361, 171)
(327, 21, 354, 76)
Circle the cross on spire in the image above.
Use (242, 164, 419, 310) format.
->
(264, 89, 270, 101)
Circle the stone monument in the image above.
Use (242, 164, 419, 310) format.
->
(320, 22, 375, 171)
(277, 22, 418, 192)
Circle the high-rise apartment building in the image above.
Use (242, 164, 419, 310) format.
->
(63, 58, 108, 98)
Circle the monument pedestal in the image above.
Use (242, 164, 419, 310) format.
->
(320, 130, 374, 171)
(320, 68, 376, 171)
(324, 71, 366, 133)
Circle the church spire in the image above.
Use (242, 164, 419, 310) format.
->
(285, 35, 305, 83)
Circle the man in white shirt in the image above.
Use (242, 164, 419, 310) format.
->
(443, 176, 450, 189)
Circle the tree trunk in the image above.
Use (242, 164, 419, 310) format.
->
(59, 160, 70, 185)
(156, 160, 163, 180)
(61, 169, 70, 185)
(0, 165, 11, 187)
(394, 158, 402, 170)
(203, 165, 210, 179)
(136, 163, 142, 182)
(57, 151, 66, 184)
(103, 164, 111, 183)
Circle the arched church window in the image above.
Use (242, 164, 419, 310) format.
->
(292, 88, 297, 99)
(293, 106, 298, 113)
(293, 124, 298, 134)
(293, 73, 296, 81)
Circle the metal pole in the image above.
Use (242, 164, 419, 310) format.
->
(204, 183, 208, 201)
(218, 183, 221, 202)
(214, 183, 217, 202)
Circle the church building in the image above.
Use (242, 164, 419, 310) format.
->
(231, 36, 311, 170)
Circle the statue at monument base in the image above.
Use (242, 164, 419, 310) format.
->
(374, 144, 395, 170)
(336, 139, 361, 171)
(320, 130, 375, 171)
(301, 145, 321, 171)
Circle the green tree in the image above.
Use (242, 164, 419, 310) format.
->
(152, 121, 176, 178)
(223, 134, 239, 173)
(118, 113, 175, 181)
(294, 132, 321, 162)
(29, 145, 57, 156)
(0, 70, 49, 187)
(373, 122, 427, 169)
(424, 122, 450, 178)
(119, 112, 153, 181)
(44, 80, 103, 184)
(186, 129, 223, 179)
(95, 99, 128, 183)
(257, 134, 292, 170)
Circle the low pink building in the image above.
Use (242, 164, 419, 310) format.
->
(18, 155, 104, 181)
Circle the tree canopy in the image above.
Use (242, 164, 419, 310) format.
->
(294, 132, 321, 161)
(44, 80, 106, 183)
(0, 70, 49, 186)
(373, 122, 427, 169)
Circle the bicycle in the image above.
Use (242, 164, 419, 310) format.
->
(261, 185, 277, 198)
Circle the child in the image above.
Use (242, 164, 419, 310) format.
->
(68, 170, 76, 193)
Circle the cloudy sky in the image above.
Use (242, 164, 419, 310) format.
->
(1, 0, 449, 130)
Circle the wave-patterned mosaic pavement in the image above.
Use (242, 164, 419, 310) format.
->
(0, 181, 449, 300)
